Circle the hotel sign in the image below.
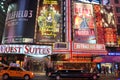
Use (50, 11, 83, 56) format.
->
(0, 45, 52, 55)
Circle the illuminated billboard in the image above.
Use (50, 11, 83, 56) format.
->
(93, 5, 117, 46)
(73, 2, 96, 44)
(35, 0, 63, 43)
(0, 44, 52, 55)
(2, 0, 37, 43)
(93, 4, 105, 44)
(101, 5, 117, 46)
(75, 0, 101, 4)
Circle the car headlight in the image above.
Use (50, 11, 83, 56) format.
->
(31, 72, 34, 75)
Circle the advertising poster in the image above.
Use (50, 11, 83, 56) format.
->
(36, 0, 62, 43)
(73, 2, 96, 44)
(2, 0, 37, 43)
(93, 4, 105, 44)
(101, 5, 117, 46)
(74, 0, 101, 4)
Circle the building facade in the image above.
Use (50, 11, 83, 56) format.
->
(1, 0, 120, 74)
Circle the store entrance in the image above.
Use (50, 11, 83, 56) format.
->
(26, 56, 50, 73)
(32, 60, 45, 72)
(101, 63, 112, 74)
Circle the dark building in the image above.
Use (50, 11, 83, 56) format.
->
(0, 0, 8, 43)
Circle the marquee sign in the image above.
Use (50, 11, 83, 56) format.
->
(73, 43, 106, 50)
(0, 45, 52, 55)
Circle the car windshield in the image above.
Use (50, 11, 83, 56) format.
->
(20, 67, 26, 71)
(3, 67, 9, 70)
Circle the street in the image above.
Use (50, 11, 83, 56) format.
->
(33, 73, 120, 80)
(0, 73, 119, 80)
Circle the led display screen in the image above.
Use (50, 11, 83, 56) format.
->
(2, 0, 37, 43)
(73, 2, 96, 44)
(36, 0, 63, 43)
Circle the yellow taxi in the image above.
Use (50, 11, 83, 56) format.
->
(0, 65, 34, 80)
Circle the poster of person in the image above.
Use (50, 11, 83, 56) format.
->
(36, 0, 62, 43)
(101, 5, 115, 28)
(73, 2, 96, 44)
(101, 5, 117, 46)
(2, 0, 37, 44)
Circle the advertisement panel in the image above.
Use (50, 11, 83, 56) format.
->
(101, 5, 117, 46)
(93, 4, 105, 44)
(74, 0, 101, 4)
(36, 0, 63, 43)
(73, 2, 96, 44)
(2, 0, 37, 43)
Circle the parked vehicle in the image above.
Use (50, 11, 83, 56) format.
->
(48, 69, 100, 80)
(0, 66, 34, 80)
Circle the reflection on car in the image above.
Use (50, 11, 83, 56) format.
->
(0, 66, 34, 80)
(48, 69, 100, 80)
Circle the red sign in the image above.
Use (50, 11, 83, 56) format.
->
(73, 43, 106, 50)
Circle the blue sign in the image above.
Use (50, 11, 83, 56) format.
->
(77, 0, 101, 4)
(108, 52, 120, 56)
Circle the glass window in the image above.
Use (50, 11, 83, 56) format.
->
(114, 0, 119, 4)
(117, 25, 120, 35)
(3, 67, 9, 70)
(9, 67, 17, 71)
(116, 7, 120, 13)
(17, 67, 23, 71)
(117, 17, 120, 23)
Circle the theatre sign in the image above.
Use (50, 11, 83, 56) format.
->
(73, 43, 108, 55)
(0, 45, 52, 55)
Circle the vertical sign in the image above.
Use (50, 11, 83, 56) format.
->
(36, 0, 63, 43)
(101, 5, 117, 46)
(2, 0, 37, 43)
(93, 4, 105, 44)
(73, 2, 96, 44)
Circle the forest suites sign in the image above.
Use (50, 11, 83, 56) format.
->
(0, 45, 52, 55)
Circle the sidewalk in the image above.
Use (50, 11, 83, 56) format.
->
(99, 73, 118, 80)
